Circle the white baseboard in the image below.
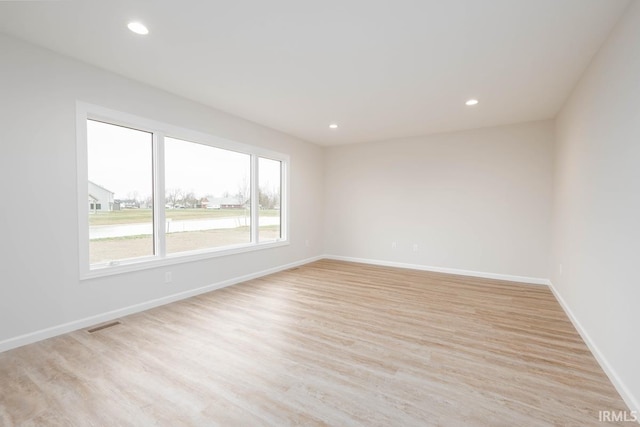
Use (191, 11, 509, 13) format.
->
(0, 256, 323, 354)
(548, 280, 639, 415)
(323, 254, 549, 285)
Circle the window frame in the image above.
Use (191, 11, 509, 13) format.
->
(76, 102, 289, 280)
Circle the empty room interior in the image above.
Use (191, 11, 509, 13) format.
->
(1, 0, 639, 425)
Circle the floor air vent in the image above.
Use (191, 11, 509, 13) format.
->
(87, 321, 121, 333)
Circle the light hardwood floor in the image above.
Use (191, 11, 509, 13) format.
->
(0, 260, 629, 426)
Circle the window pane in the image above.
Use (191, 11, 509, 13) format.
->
(87, 120, 154, 265)
(259, 157, 282, 242)
(165, 137, 251, 254)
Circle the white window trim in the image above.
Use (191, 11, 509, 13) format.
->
(76, 102, 290, 280)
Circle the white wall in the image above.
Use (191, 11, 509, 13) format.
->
(324, 121, 554, 280)
(551, 0, 640, 412)
(0, 34, 324, 347)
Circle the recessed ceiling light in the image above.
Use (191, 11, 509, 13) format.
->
(465, 99, 479, 106)
(127, 22, 149, 35)
(329, 123, 339, 129)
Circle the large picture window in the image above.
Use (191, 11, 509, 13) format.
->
(77, 103, 288, 278)
(87, 120, 154, 265)
(164, 137, 251, 254)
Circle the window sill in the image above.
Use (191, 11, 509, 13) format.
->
(80, 240, 289, 280)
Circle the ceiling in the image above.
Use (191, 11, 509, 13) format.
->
(0, 0, 630, 146)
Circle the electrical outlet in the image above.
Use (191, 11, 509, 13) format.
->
(305, 239, 310, 247)
(391, 242, 397, 250)
(412, 244, 419, 252)
(165, 272, 172, 283)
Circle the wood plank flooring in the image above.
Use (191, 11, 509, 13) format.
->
(0, 260, 629, 426)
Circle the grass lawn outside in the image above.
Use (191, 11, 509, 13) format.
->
(90, 225, 281, 265)
(89, 208, 279, 226)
